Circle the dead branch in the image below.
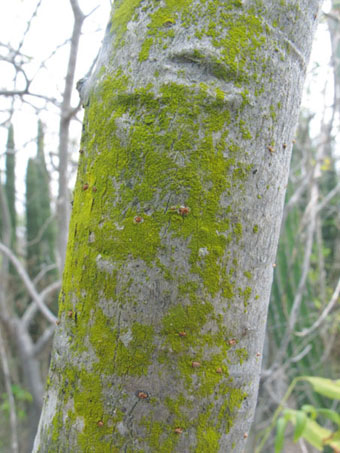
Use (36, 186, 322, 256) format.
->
(0, 242, 56, 324)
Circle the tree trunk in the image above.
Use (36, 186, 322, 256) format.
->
(34, 1, 321, 451)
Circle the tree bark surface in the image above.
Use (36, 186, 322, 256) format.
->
(34, 1, 322, 452)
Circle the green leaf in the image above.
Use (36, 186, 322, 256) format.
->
(301, 404, 317, 419)
(275, 417, 288, 453)
(327, 430, 340, 442)
(293, 411, 307, 441)
(11, 385, 33, 402)
(316, 409, 340, 426)
(18, 409, 27, 420)
(304, 377, 340, 400)
(299, 417, 340, 451)
(301, 418, 330, 450)
(282, 408, 296, 420)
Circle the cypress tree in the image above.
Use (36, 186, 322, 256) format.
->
(5, 124, 16, 248)
(26, 158, 40, 277)
(36, 120, 56, 269)
(26, 121, 56, 280)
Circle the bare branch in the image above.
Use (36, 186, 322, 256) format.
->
(32, 37, 71, 73)
(315, 181, 340, 214)
(0, 89, 27, 97)
(0, 89, 59, 106)
(33, 264, 58, 286)
(285, 197, 316, 335)
(0, 242, 57, 324)
(289, 344, 312, 363)
(295, 277, 340, 337)
(282, 178, 309, 223)
(324, 12, 340, 24)
(22, 280, 61, 328)
(84, 5, 100, 19)
(69, 0, 85, 20)
(15, 0, 44, 57)
(268, 184, 317, 370)
(0, 55, 31, 91)
(26, 213, 56, 248)
(33, 324, 56, 357)
(298, 438, 309, 453)
(57, 0, 86, 271)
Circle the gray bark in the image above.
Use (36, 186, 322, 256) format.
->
(34, 1, 322, 452)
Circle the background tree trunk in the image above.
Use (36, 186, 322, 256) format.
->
(56, 0, 85, 273)
(34, 1, 322, 451)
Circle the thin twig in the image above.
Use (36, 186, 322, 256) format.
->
(315, 182, 340, 215)
(15, 0, 43, 57)
(295, 277, 340, 337)
(33, 264, 58, 286)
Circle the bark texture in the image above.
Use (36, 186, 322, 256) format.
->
(34, 1, 322, 452)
